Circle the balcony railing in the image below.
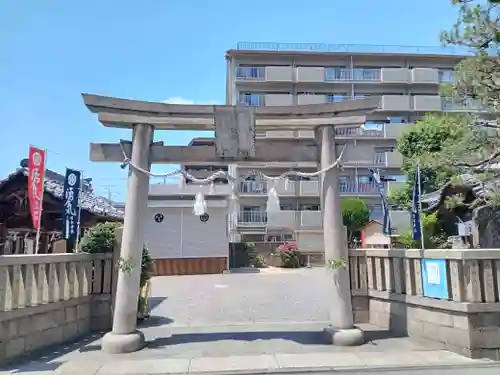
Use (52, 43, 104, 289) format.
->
(335, 125, 383, 137)
(441, 98, 483, 111)
(239, 181, 268, 194)
(374, 152, 386, 165)
(239, 93, 265, 106)
(353, 68, 381, 81)
(341, 180, 382, 194)
(238, 211, 268, 224)
(236, 66, 265, 80)
(324, 68, 381, 82)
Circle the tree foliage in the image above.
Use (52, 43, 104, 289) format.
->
(341, 198, 370, 240)
(395, 213, 449, 249)
(390, 114, 459, 209)
(398, 0, 500, 209)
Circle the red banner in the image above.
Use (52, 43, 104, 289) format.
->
(28, 146, 46, 229)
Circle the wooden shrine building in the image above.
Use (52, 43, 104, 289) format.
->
(0, 161, 124, 254)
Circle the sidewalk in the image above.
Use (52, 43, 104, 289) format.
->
(5, 350, 496, 375)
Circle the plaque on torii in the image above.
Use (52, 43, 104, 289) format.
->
(82, 93, 380, 353)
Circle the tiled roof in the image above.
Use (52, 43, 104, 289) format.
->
(0, 168, 124, 220)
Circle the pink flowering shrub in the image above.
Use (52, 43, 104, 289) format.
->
(277, 242, 305, 268)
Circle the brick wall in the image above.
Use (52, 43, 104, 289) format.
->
(0, 295, 112, 364)
(368, 296, 500, 360)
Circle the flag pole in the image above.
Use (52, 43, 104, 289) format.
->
(417, 165, 425, 251)
(35, 148, 47, 254)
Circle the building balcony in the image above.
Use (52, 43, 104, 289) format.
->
(238, 209, 410, 232)
(239, 93, 294, 107)
(411, 68, 439, 84)
(239, 181, 268, 194)
(441, 98, 483, 111)
(239, 93, 265, 106)
(267, 210, 297, 228)
(300, 211, 322, 228)
(299, 179, 382, 196)
(380, 95, 411, 111)
(297, 94, 326, 105)
(239, 180, 294, 195)
(238, 211, 268, 225)
(236, 66, 266, 81)
(236, 66, 294, 82)
(239, 179, 386, 197)
(385, 151, 403, 168)
(324, 68, 381, 82)
(380, 68, 410, 84)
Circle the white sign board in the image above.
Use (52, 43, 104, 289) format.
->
(426, 263, 440, 285)
(458, 221, 473, 236)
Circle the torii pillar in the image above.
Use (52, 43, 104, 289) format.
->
(103, 124, 154, 353)
(319, 125, 363, 345)
(82, 94, 380, 353)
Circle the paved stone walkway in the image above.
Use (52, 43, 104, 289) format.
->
(1, 270, 497, 374)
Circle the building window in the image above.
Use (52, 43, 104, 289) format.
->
(237, 66, 265, 80)
(353, 68, 381, 81)
(438, 69, 454, 83)
(326, 94, 345, 102)
(325, 67, 350, 81)
(358, 176, 371, 184)
(300, 204, 320, 211)
(239, 93, 264, 106)
(387, 175, 408, 182)
(385, 117, 406, 124)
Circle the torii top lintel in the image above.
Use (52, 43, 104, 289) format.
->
(81, 94, 380, 131)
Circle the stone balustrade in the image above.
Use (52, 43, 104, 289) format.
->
(349, 248, 500, 360)
(0, 253, 114, 364)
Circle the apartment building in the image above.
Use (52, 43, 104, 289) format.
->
(180, 42, 470, 243)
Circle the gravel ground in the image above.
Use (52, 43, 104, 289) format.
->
(147, 268, 332, 327)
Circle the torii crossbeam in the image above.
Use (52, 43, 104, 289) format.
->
(82, 93, 380, 354)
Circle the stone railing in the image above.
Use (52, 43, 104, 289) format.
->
(348, 248, 500, 360)
(0, 252, 115, 364)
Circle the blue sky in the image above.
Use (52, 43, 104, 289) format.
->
(0, 0, 459, 201)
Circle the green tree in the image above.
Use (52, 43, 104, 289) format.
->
(389, 113, 459, 209)
(341, 198, 370, 241)
(399, 0, 500, 208)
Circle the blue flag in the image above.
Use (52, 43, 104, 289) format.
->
(412, 166, 422, 241)
(62, 168, 81, 251)
(369, 169, 392, 235)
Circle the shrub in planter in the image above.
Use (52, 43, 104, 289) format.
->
(80, 222, 155, 318)
(277, 242, 305, 268)
(232, 242, 267, 268)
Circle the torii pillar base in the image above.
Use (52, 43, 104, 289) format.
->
(322, 326, 365, 346)
(101, 331, 146, 354)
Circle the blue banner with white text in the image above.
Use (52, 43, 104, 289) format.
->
(412, 166, 422, 241)
(369, 169, 392, 235)
(62, 168, 81, 251)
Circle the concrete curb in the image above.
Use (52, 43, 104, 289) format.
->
(163, 362, 499, 375)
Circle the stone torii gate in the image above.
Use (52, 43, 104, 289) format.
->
(82, 94, 380, 353)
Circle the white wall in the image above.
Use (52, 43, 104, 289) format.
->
(144, 205, 229, 259)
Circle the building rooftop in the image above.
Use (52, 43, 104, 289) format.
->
(227, 41, 475, 58)
(0, 168, 124, 220)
